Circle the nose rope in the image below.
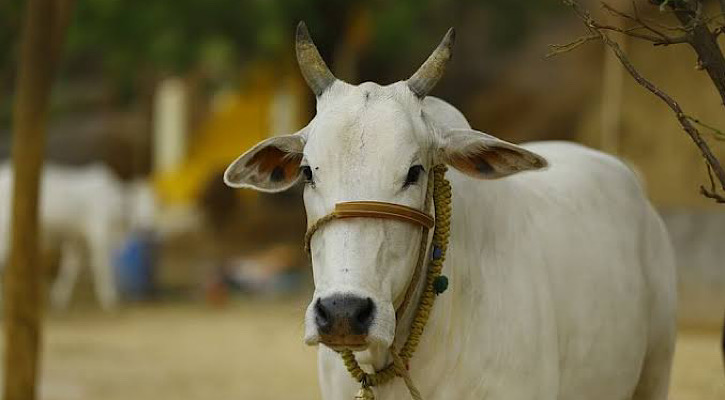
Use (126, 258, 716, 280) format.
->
(304, 165, 452, 400)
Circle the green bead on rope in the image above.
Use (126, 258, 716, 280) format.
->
(433, 275, 448, 295)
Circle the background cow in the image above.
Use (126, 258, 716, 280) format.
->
(0, 162, 156, 310)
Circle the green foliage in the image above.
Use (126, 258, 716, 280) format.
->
(0, 0, 565, 111)
(67, 0, 256, 74)
(60, 0, 337, 90)
(373, 0, 430, 59)
(61, 0, 562, 77)
(0, 1, 22, 81)
(469, 0, 561, 51)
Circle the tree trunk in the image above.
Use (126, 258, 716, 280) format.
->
(3, 1, 73, 399)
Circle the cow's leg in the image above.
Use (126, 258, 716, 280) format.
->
(88, 229, 119, 310)
(90, 249, 118, 310)
(50, 240, 82, 310)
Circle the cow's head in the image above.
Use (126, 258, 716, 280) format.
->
(225, 23, 546, 352)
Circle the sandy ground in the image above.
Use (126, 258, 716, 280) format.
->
(1, 299, 723, 400)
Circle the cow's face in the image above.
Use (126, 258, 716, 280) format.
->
(224, 23, 547, 352)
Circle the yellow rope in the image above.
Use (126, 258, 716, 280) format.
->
(340, 164, 452, 398)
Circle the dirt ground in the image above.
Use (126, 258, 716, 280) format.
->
(1, 298, 723, 400)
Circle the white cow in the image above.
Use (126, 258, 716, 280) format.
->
(225, 23, 676, 400)
(0, 162, 138, 310)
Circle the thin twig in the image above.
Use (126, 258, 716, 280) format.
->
(597, 2, 690, 44)
(685, 115, 725, 141)
(714, 25, 725, 38)
(701, 164, 725, 203)
(545, 23, 686, 58)
(703, 12, 725, 25)
(593, 22, 689, 44)
(546, 34, 600, 58)
(622, 1, 671, 39)
(629, 0, 689, 32)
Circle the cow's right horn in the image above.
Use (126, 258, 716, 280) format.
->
(406, 28, 455, 98)
(296, 22, 337, 97)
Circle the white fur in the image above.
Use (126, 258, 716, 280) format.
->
(226, 81, 677, 400)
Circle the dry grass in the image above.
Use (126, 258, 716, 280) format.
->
(0, 299, 722, 399)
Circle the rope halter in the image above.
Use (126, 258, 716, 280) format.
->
(304, 165, 453, 400)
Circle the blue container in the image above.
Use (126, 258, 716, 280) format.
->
(114, 232, 156, 300)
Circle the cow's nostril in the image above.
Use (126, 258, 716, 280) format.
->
(315, 299, 331, 333)
(355, 298, 374, 326)
(350, 297, 375, 334)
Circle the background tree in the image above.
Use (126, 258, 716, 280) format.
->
(3, 0, 74, 399)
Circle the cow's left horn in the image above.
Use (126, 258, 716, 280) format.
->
(406, 28, 455, 98)
(296, 21, 337, 97)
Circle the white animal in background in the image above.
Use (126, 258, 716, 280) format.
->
(0, 162, 156, 310)
(224, 23, 677, 400)
(124, 178, 158, 234)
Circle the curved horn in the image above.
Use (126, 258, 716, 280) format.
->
(296, 21, 336, 97)
(406, 28, 456, 98)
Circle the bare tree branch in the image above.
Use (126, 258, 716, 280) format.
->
(596, 2, 690, 44)
(607, 1, 677, 39)
(552, 0, 725, 203)
(628, 1, 688, 32)
(593, 22, 689, 44)
(596, 1, 725, 105)
(702, 12, 725, 26)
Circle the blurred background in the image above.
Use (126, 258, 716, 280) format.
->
(0, 0, 723, 399)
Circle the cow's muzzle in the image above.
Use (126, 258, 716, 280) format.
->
(315, 294, 375, 350)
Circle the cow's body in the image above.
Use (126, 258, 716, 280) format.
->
(315, 97, 676, 400)
(0, 162, 125, 309)
(225, 24, 677, 400)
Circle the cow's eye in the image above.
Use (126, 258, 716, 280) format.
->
(404, 165, 425, 187)
(300, 165, 313, 184)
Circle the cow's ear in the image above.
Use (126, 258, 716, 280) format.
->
(437, 128, 547, 179)
(224, 128, 307, 192)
